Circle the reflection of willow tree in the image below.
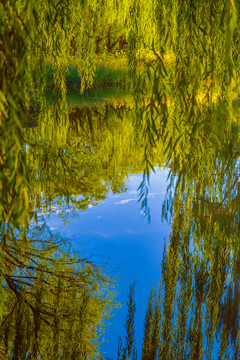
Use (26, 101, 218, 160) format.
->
(130, 0, 240, 181)
(0, 225, 116, 359)
(136, 1, 240, 350)
(4, 0, 239, 229)
(0, 0, 157, 230)
(141, 178, 240, 358)
(139, 97, 240, 358)
(158, 206, 240, 359)
(25, 102, 165, 219)
(2, 1, 152, 349)
(2, 0, 240, 358)
(130, 4, 240, 355)
(162, 99, 240, 223)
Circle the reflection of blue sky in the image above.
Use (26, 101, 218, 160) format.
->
(46, 168, 170, 359)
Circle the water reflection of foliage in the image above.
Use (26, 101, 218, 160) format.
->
(25, 103, 165, 220)
(142, 197, 240, 359)
(0, 224, 116, 359)
(135, 39, 240, 355)
(161, 99, 240, 231)
(2, 1, 240, 358)
(138, 98, 240, 358)
(25, 96, 240, 358)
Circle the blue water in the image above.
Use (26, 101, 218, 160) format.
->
(44, 168, 170, 358)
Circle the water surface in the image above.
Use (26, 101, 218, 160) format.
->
(27, 93, 240, 358)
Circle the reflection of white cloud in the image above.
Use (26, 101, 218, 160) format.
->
(128, 190, 138, 195)
(88, 204, 94, 208)
(50, 227, 55, 231)
(97, 216, 102, 219)
(115, 199, 135, 205)
(127, 229, 135, 234)
(96, 232, 113, 239)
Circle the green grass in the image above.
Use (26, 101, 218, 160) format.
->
(45, 54, 129, 89)
(66, 87, 131, 108)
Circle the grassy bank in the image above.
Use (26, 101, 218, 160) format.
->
(45, 54, 129, 89)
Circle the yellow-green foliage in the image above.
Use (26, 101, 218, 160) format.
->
(1, 0, 240, 357)
(0, 224, 117, 359)
(25, 102, 165, 220)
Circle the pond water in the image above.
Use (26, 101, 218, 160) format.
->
(9, 89, 240, 359)
(34, 93, 172, 357)
(45, 169, 170, 358)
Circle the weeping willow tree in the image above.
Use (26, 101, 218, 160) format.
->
(3, 0, 238, 233)
(0, 0, 159, 229)
(136, 2, 240, 357)
(139, 66, 240, 359)
(2, 0, 240, 358)
(24, 102, 165, 223)
(128, 0, 240, 181)
(0, 0, 134, 351)
(0, 0, 155, 331)
(1, 0, 239, 235)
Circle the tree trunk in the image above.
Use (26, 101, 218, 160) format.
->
(119, 36, 127, 50)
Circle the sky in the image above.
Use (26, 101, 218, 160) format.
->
(44, 168, 171, 359)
